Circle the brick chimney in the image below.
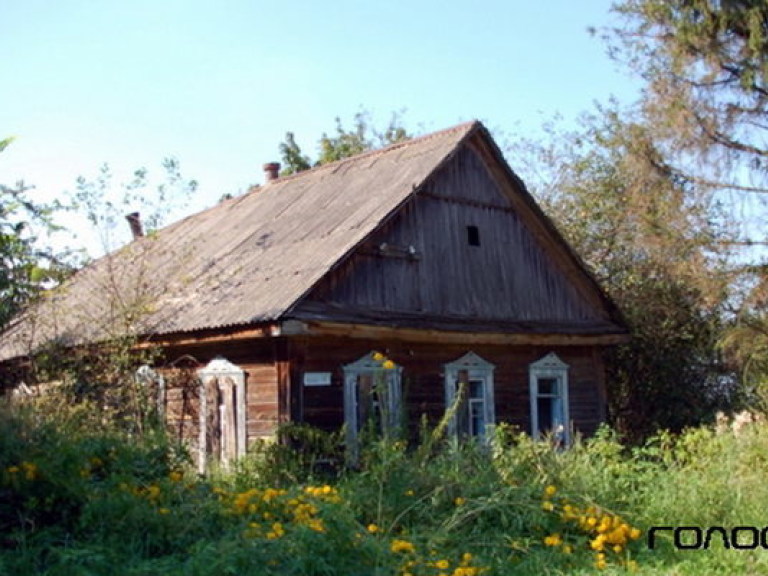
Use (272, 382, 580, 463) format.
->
(263, 162, 280, 183)
(125, 212, 144, 239)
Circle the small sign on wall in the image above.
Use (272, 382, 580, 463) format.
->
(303, 372, 332, 387)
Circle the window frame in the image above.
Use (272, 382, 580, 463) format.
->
(444, 352, 495, 441)
(529, 352, 570, 445)
(343, 352, 403, 450)
(197, 357, 247, 473)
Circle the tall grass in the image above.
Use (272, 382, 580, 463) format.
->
(2, 401, 768, 575)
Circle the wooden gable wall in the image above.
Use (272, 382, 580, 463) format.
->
(294, 142, 613, 331)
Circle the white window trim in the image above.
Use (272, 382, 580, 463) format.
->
(135, 365, 165, 421)
(197, 357, 246, 473)
(529, 352, 570, 445)
(343, 352, 403, 451)
(444, 352, 495, 440)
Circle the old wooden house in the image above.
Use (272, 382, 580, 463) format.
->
(0, 121, 627, 468)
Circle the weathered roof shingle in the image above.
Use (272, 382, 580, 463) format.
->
(0, 122, 479, 360)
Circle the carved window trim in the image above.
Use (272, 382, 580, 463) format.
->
(444, 352, 495, 441)
(342, 352, 403, 454)
(529, 352, 570, 445)
(197, 357, 246, 473)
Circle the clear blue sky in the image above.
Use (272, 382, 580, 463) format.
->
(1, 0, 638, 252)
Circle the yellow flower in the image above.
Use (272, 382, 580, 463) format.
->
(590, 535, 606, 551)
(405, 489, 415, 496)
(544, 533, 563, 547)
(382, 359, 395, 369)
(7, 465, 19, 474)
(629, 527, 642, 540)
(22, 462, 38, 480)
(544, 485, 557, 497)
(453, 569, 480, 576)
(454, 497, 466, 506)
(541, 501, 554, 512)
(390, 539, 416, 553)
(158, 507, 170, 515)
(169, 470, 183, 482)
(266, 522, 285, 539)
(461, 552, 473, 564)
(367, 523, 379, 534)
(595, 552, 608, 570)
(372, 352, 385, 362)
(434, 559, 450, 570)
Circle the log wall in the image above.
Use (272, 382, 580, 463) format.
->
(159, 338, 283, 449)
(292, 335, 607, 439)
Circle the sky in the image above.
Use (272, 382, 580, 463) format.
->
(1, 0, 639, 253)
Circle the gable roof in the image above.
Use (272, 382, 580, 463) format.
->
(0, 121, 624, 362)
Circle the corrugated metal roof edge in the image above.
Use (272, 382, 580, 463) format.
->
(258, 120, 480, 188)
(117, 121, 482, 250)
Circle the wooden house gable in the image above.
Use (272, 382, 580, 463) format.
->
(292, 139, 622, 335)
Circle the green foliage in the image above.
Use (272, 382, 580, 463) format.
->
(278, 110, 412, 176)
(6, 405, 768, 575)
(228, 423, 344, 488)
(605, 0, 768, 195)
(510, 109, 735, 440)
(600, 0, 768, 409)
(72, 157, 197, 254)
(278, 132, 312, 176)
(0, 138, 73, 331)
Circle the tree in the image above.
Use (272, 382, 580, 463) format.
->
(604, 0, 768, 202)
(7, 158, 198, 436)
(601, 0, 768, 410)
(509, 109, 736, 440)
(278, 110, 412, 175)
(0, 138, 72, 330)
(278, 132, 312, 176)
(73, 157, 198, 255)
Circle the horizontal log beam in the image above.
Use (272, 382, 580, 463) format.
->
(302, 321, 630, 346)
(135, 324, 278, 348)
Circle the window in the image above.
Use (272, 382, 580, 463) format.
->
(343, 352, 403, 449)
(135, 365, 165, 421)
(529, 352, 570, 445)
(444, 352, 495, 440)
(466, 225, 480, 246)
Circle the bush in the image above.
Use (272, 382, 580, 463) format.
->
(4, 400, 768, 575)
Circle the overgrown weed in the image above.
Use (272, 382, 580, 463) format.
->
(3, 402, 768, 574)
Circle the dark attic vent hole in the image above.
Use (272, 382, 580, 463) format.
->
(467, 225, 480, 247)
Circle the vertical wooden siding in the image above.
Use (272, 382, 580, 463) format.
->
(299, 145, 606, 325)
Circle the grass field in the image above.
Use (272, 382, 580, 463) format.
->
(2, 402, 767, 575)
